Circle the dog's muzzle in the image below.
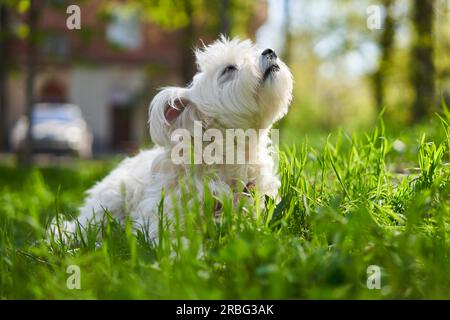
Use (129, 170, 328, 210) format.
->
(261, 48, 280, 81)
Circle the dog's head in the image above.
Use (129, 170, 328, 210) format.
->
(149, 37, 293, 146)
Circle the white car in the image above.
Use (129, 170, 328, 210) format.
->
(10, 103, 93, 158)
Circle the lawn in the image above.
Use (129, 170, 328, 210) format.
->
(0, 113, 449, 299)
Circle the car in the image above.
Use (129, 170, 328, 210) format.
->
(10, 103, 93, 158)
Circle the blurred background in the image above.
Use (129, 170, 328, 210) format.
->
(0, 0, 449, 164)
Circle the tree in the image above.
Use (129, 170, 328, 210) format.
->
(219, 0, 231, 36)
(0, 0, 41, 164)
(282, 0, 292, 65)
(20, 0, 39, 166)
(2, 0, 70, 164)
(178, 0, 196, 84)
(410, 0, 436, 122)
(372, 0, 395, 110)
(0, 3, 11, 151)
(134, 0, 257, 84)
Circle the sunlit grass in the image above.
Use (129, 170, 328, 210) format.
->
(0, 112, 449, 299)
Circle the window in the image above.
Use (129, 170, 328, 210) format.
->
(41, 33, 69, 59)
(106, 6, 141, 50)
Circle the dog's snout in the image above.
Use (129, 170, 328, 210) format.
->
(262, 48, 277, 59)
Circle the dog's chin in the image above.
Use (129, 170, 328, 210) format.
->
(262, 64, 280, 82)
(256, 64, 292, 128)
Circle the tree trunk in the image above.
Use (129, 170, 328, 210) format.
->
(282, 0, 292, 65)
(410, 0, 435, 122)
(372, 0, 395, 110)
(21, 0, 39, 166)
(179, 0, 196, 85)
(277, 0, 291, 129)
(0, 4, 10, 151)
(219, 0, 231, 36)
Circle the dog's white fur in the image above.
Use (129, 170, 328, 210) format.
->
(60, 37, 292, 239)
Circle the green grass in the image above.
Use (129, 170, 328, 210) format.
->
(0, 113, 449, 299)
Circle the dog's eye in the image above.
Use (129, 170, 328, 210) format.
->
(221, 65, 237, 76)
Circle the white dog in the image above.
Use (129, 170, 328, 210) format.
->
(56, 37, 292, 240)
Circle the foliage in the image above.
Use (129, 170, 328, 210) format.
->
(127, 0, 257, 36)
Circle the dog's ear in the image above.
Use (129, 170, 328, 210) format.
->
(149, 87, 200, 146)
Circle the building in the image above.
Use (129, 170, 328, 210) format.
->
(3, 0, 267, 154)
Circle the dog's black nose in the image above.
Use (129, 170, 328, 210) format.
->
(262, 48, 277, 59)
